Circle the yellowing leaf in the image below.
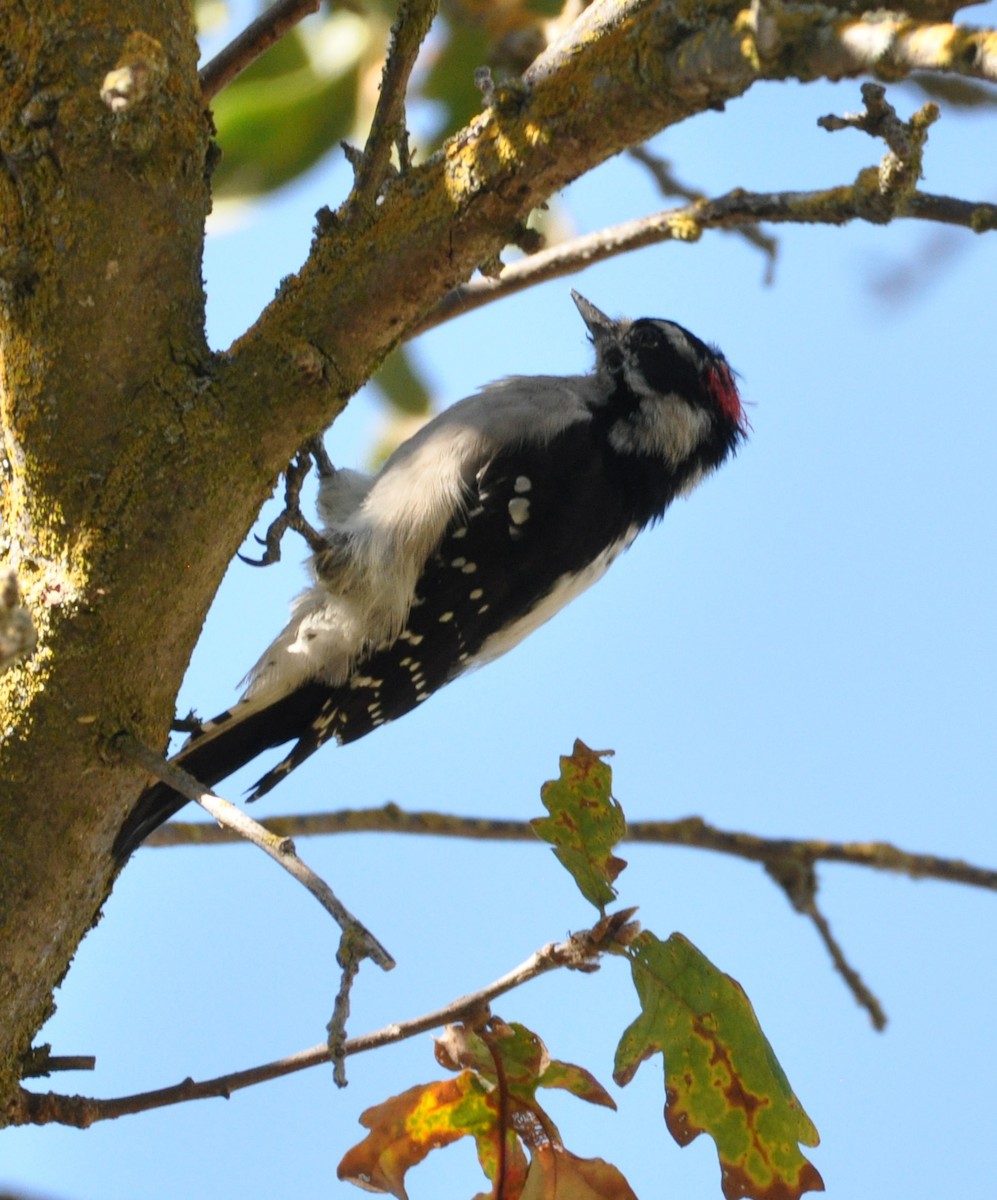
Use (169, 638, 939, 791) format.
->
(614, 932, 824, 1200)
(533, 740, 627, 912)
(341, 1020, 626, 1198)
(337, 1072, 493, 1199)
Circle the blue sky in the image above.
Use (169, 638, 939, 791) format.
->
(5, 8, 997, 1199)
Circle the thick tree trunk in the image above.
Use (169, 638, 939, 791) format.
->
(0, 1, 212, 1101)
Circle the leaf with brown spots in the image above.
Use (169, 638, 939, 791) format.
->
(532, 740, 627, 912)
(613, 931, 824, 1200)
(340, 1019, 629, 1199)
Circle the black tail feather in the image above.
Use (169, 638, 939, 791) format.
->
(113, 683, 335, 863)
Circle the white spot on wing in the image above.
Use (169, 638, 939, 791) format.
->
(349, 674, 383, 690)
(508, 497, 530, 525)
(514, 476, 532, 493)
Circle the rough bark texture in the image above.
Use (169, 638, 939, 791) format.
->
(0, 0, 214, 1103)
(0, 0, 991, 1115)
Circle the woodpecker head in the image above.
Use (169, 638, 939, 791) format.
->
(571, 290, 746, 484)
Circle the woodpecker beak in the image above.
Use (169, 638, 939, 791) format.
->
(571, 291, 618, 349)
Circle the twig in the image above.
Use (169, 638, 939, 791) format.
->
(146, 802, 995, 1022)
(347, 0, 439, 214)
(199, 0, 321, 102)
(628, 145, 778, 280)
(11, 914, 636, 1128)
(416, 180, 997, 336)
(328, 943, 360, 1088)
(637, 815, 997, 892)
(146, 804, 997, 891)
(819, 82, 940, 217)
(117, 736, 395, 974)
(765, 856, 886, 1029)
(807, 904, 888, 1031)
(19, 1045, 96, 1078)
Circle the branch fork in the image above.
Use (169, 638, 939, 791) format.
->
(819, 81, 940, 218)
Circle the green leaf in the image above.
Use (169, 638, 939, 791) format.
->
(533, 740, 627, 913)
(436, 1019, 615, 1112)
(422, 20, 491, 140)
(210, 16, 370, 198)
(525, 0, 567, 14)
(537, 1060, 617, 1110)
(614, 931, 824, 1200)
(373, 347, 433, 417)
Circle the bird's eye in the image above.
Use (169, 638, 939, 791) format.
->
(631, 326, 661, 350)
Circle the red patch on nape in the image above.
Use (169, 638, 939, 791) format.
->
(708, 362, 749, 436)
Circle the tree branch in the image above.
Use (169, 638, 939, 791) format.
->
(686, 6, 997, 93)
(117, 737, 395, 974)
(149, 802, 996, 1030)
(347, 0, 439, 214)
(199, 0, 322, 101)
(217, 4, 997, 468)
(764, 855, 887, 1029)
(10, 913, 637, 1128)
(146, 803, 997, 891)
(418, 177, 996, 334)
(628, 144, 779, 278)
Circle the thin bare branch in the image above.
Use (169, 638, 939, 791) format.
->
(117, 737, 395, 973)
(818, 82, 940, 215)
(215, 3, 997, 452)
(765, 856, 886, 1029)
(11, 913, 637, 1128)
(148, 800, 994, 1027)
(146, 802, 997, 892)
(628, 145, 778, 279)
(348, 0, 439, 213)
(199, 0, 321, 102)
(19, 1047, 96, 1078)
(417, 179, 996, 335)
(807, 904, 888, 1030)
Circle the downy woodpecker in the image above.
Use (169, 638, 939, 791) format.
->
(115, 292, 745, 860)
